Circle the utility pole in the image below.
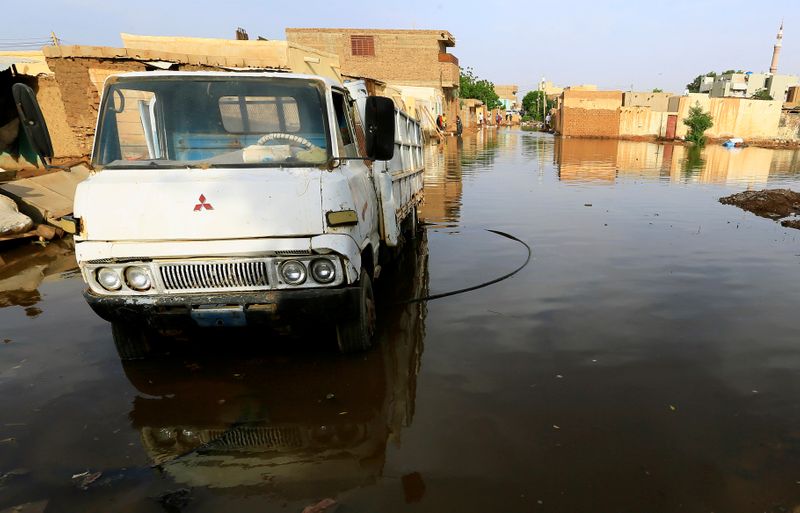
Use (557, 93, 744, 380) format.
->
(50, 31, 60, 47)
(540, 77, 546, 123)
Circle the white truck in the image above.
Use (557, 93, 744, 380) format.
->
(12, 71, 425, 358)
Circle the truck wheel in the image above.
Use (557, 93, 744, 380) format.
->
(336, 269, 376, 353)
(111, 322, 153, 360)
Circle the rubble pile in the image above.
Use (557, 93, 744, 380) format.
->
(719, 189, 800, 230)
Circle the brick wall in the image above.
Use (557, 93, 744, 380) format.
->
(286, 29, 452, 88)
(46, 57, 146, 156)
(558, 90, 623, 138)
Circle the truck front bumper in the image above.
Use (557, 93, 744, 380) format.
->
(84, 287, 360, 329)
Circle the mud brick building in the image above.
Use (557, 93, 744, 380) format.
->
(286, 28, 460, 131)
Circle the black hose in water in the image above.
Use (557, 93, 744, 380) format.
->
(402, 229, 532, 303)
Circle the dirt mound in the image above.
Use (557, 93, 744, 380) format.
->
(719, 189, 800, 219)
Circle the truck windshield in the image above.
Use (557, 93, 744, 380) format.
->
(94, 76, 330, 168)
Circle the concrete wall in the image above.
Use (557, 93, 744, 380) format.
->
(495, 84, 518, 109)
(623, 92, 672, 111)
(674, 96, 783, 140)
(768, 74, 800, 102)
(618, 107, 668, 138)
(558, 90, 623, 137)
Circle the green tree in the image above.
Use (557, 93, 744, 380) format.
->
(459, 67, 502, 110)
(752, 88, 773, 100)
(683, 102, 714, 146)
(521, 90, 556, 122)
(652, 88, 664, 93)
(686, 72, 716, 93)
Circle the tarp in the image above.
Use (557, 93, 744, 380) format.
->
(0, 195, 33, 235)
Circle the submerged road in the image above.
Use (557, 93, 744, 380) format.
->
(2, 130, 800, 512)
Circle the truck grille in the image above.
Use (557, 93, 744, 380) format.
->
(158, 260, 270, 292)
(205, 426, 304, 449)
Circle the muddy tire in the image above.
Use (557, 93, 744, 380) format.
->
(111, 322, 153, 360)
(336, 269, 376, 353)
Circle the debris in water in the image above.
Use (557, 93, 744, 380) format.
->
(302, 498, 337, 513)
(553, 425, 561, 430)
(719, 189, 800, 229)
(781, 219, 800, 230)
(669, 405, 677, 412)
(158, 488, 192, 513)
(73, 471, 102, 489)
(584, 203, 592, 207)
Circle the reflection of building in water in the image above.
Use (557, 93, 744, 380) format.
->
(124, 237, 429, 499)
(420, 137, 462, 225)
(555, 137, 799, 185)
(555, 137, 618, 182)
(419, 131, 502, 225)
(0, 239, 76, 316)
(667, 145, 773, 186)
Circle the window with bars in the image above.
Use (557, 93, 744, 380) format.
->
(350, 35, 375, 56)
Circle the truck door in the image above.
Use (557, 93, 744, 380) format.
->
(331, 90, 379, 250)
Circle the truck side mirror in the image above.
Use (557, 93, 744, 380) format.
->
(364, 96, 395, 161)
(12, 83, 54, 165)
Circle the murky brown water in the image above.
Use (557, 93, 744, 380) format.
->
(2, 131, 800, 512)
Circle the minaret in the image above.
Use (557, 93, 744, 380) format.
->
(770, 21, 783, 74)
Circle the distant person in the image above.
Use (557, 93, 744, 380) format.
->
(545, 113, 551, 129)
(456, 115, 463, 136)
(496, 113, 502, 126)
(436, 114, 444, 131)
(478, 110, 484, 127)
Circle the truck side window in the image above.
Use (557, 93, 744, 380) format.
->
(332, 91, 359, 158)
(99, 88, 162, 161)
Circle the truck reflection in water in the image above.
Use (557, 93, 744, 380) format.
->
(121, 234, 428, 498)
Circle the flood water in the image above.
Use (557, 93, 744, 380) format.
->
(2, 131, 800, 512)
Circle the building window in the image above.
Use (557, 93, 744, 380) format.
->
(350, 35, 375, 56)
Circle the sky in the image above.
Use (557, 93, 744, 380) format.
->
(3, 0, 798, 95)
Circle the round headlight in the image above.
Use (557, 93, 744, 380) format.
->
(310, 259, 336, 283)
(280, 260, 306, 285)
(96, 267, 122, 291)
(124, 266, 152, 291)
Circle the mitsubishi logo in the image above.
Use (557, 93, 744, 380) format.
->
(194, 194, 214, 211)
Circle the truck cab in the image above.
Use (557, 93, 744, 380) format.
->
(14, 71, 413, 358)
